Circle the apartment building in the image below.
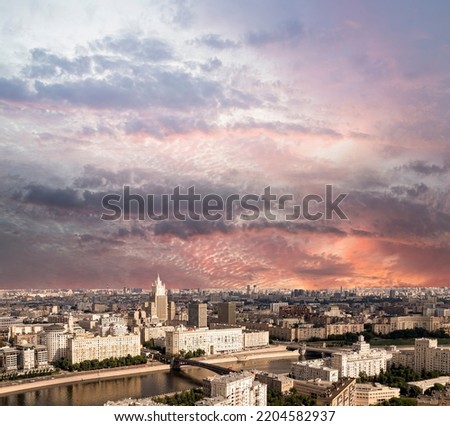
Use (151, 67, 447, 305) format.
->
(254, 371, 294, 394)
(200, 371, 267, 406)
(68, 333, 141, 364)
(243, 330, 269, 349)
(293, 378, 356, 406)
(291, 360, 339, 382)
(165, 326, 243, 356)
(373, 316, 442, 334)
(330, 336, 391, 378)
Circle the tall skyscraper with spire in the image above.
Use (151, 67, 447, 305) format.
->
(149, 274, 168, 322)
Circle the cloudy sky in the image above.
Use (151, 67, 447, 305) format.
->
(1, 0, 450, 290)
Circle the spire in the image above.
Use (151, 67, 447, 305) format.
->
(152, 273, 166, 296)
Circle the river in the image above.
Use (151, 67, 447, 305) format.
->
(0, 356, 303, 406)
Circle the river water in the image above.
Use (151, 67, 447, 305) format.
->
(0, 356, 302, 406)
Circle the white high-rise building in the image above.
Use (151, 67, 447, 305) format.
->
(413, 338, 450, 374)
(34, 345, 49, 368)
(45, 324, 72, 363)
(414, 338, 438, 372)
(331, 335, 391, 379)
(17, 345, 35, 370)
(150, 275, 168, 322)
(0, 348, 19, 372)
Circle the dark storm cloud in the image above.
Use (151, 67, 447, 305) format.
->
(401, 160, 450, 175)
(194, 34, 240, 49)
(294, 254, 354, 277)
(154, 218, 230, 239)
(390, 183, 429, 198)
(347, 190, 450, 238)
(247, 220, 347, 236)
(19, 184, 111, 216)
(23, 185, 85, 208)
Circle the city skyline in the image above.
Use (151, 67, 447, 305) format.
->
(1, 1, 450, 290)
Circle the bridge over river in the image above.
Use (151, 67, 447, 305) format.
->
(154, 353, 239, 375)
(286, 343, 354, 356)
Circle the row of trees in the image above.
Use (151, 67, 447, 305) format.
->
(0, 368, 54, 382)
(377, 381, 448, 404)
(143, 340, 166, 354)
(54, 354, 148, 372)
(179, 349, 206, 359)
(425, 383, 446, 395)
(154, 388, 204, 406)
(268, 388, 316, 406)
(379, 328, 450, 340)
(378, 397, 417, 406)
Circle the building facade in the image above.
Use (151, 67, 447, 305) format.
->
(293, 378, 356, 406)
(291, 360, 339, 382)
(218, 302, 237, 325)
(45, 324, 71, 363)
(373, 316, 442, 334)
(202, 371, 267, 406)
(188, 303, 208, 328)
(325, 323, 364, 337)
(330, 336, 391, 379)
(254, 371, 294, 394)
(243, 331, 269, 349)
(68, 333, 141, 364)
(165, 327, 243, 356)
(0, 347, 19, 372)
